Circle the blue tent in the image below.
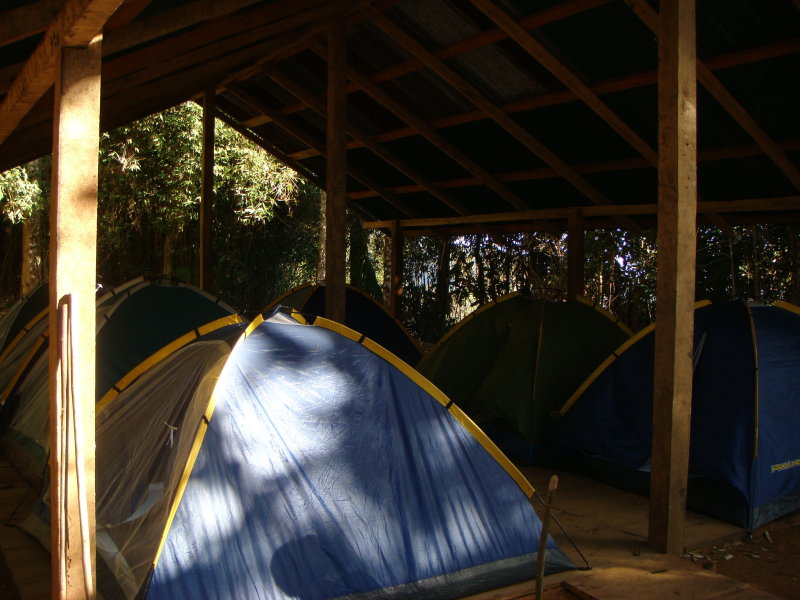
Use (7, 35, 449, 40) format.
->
(551, 300, 800, 530)
(144, 313, 572, 599)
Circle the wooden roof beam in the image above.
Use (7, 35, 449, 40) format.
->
(0, 0, 62, 47)
(308, 41, 537, 215)
(282, 38, 798, 160)
(0, 0, 124, 146)
(625, 0, 800, 191)
(367, 8, 640, 232)
(225, 84, 419, 218)
(362, 196, 800, 230)
(262, 65, 473, 217)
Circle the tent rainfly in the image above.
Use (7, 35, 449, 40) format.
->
(416, 293, 632, 452)
(17, 311, 573, 599)
(550, 300, 800, 530)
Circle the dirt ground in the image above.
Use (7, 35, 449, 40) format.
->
(685, 517, 800, 599)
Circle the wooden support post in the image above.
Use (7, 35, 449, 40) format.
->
(49, 36, 101, 600)
(325, 18, 347, 323)
(200, 89, 215, 291)
(649, 0, 697, 555)
(390, 220, 403, 319)
(567, 209, 585, 299)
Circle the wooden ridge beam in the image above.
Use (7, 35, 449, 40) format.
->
(367, 8, 640, 232)
(0, 0, 124, 146)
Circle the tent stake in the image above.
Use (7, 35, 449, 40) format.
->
(536, 475, 558, 599)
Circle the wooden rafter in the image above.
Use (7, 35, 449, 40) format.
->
(262, 65, 472, 217)
(280, 0, 614, 118)
(0, 0, 61, 47)
(282, 38, 798, 161)
(224, 85, 418, 218)
(367, 8, 640, 233)
(104, 0, 155, 30)
(0, 0, 124, 146)
(625, 0, 800, 192)
(471, 0, 658, 165)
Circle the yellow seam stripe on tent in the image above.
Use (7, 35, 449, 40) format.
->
(245, 313, 266, 337)
(350, 329, 536, 499)
(288, 310, 307, 325)
(556, 299, 713, 416)
(96, 315, 244, 414)
(313, 317, 363, 342)
(154, 394, 218, 567)
(775, 300, 800, 316)
(586, 298, 635, 337)
(0, 335, 47, 404)
(447, 403, 534, 498)
(0, 307, 48, 363)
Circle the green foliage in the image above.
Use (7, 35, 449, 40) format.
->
(0, 166, 42, 224)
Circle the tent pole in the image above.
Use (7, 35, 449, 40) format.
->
(325, 17, 347, 324)
(49, 36, 101, 600)
(649, 0, 697, 554)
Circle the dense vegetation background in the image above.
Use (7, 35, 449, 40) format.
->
(1, 102, 798, 343)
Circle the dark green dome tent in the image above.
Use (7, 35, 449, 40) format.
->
(0, 277, 238, 482)
(417, 293, 632, 450)
(18, 311, 573, 599)
(264, 282, 422, 365)
(550, 300, 800, 531)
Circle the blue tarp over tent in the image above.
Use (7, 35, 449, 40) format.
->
(551, 300, 800, 530)
(146, 314, 572, 599)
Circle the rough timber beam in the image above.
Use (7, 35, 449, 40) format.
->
(0, 0, 124, 146)
(49, 36, 102, 600)
(0, 0, 61, 47)
(263, 65, 472, 217)
(365, 9, 642, 232)
(650, 0, 697, 555)
(625, 0, 800, 192)
(325, 18, 347, 324)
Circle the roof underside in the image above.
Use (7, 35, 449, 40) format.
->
(0, 0, 798, 233)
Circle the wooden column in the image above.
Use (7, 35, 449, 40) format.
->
(49, 36, 101, 600)
(200, 89, 215, 291)
(567, 209, 585, 299)
(325, 18, 347, 323)
(390, 220, 403, 318)
(649, 0, 698, 554)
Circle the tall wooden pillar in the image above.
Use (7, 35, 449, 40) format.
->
(200, 90, 215, 292)
(649, 0, 698, 554)
(325, 18, 347, 323)
(390, 220, 403, 318)
(567, 209, 585, 300)
(49, 37, 102, 600)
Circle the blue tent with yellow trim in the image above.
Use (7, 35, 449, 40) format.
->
(550, 300, 800, 530)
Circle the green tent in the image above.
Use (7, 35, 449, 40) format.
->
(417, 293, 632, 445)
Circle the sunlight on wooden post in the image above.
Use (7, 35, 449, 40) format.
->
(325, 17, 347, 323)
(49, 36, 101, 600)
(649, 0, 697, 555)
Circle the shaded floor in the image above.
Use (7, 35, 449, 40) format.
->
(0, 456, 794, 600)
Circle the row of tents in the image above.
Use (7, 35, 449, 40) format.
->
(1, 278, 799, 597)
(0, 278, 572, 600)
